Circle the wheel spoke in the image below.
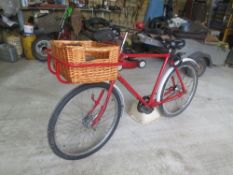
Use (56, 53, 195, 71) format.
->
(160, 63, 198, 116)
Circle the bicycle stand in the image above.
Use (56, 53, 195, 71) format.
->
(128, 101, 161, 125)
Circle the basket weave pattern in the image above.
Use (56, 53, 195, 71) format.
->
(51, 40, 119, 83)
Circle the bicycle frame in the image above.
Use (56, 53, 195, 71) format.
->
(90, 52, 187, 126)
(114, 31, 186, 108)
(118, 53, 171, 106)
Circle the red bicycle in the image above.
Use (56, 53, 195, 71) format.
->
(47, 30, 198, 160)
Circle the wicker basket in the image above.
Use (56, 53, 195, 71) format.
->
(50, 40, 119, 83)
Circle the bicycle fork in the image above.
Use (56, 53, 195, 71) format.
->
(84, 81, 115, 127)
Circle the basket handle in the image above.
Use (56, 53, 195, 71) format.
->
(47, 50, 56, 75)
(47, 50, 71, 84)
(55, 62, 71, 84)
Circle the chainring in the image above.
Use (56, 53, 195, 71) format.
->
(137, 96, 154, 114)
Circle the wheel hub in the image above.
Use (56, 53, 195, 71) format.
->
(174, 86, 180, 92)
(36, 40, 50, 57)
(82, 113, 97, 128)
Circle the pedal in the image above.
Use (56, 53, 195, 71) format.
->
(128, 101, 161, 125)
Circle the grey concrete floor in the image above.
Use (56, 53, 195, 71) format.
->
(0, 58, 233, 175)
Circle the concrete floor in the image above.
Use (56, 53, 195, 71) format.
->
(0, 58, 233, 175)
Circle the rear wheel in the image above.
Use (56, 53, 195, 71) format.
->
(159, 62, 198, 117)
(48, 83, 123, 160)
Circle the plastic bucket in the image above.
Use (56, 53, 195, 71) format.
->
(22, 34, 36, 60)
(24, 25, 34, 34)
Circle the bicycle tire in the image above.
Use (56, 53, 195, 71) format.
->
(32, 35, 51, 62)
(159, 61, 198, 117)
(48, 83, 123, 160)
(194, 57, 207, 77)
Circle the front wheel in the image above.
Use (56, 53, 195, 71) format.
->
(48, 83, 123, 160)
(159, 62, 198, 117)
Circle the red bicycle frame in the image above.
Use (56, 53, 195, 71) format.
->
(90, 52, 187, 126)
(119, 53, 171, 107)
(119, 52, 187, 104)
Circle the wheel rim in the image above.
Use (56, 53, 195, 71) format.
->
(53, 87, 119, 157)
(162, 64, 197, 115)
(35, 40, 51, 58)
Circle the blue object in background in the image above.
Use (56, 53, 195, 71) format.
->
(144, 0, 164, 22)
(55, 0, 66, 4)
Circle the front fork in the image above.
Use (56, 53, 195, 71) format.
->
(88, 81, 115, 127)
